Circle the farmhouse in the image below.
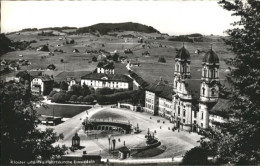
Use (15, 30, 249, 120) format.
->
(31, 75, 54, 96)
(144, 45, 229, 132)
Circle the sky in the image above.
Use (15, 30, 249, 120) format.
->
(1, 1, 238, 36)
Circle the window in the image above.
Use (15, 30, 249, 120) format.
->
(183, 119, 186, 123)
(183, 109, 186, 117)
(202, 87, 205, 95)
(178, 106, 180, 116)
(175, 81, 177, 88)
(194, 111, 197, 118)
(193, 120, 197, 124)
(212, 88, 215, 96)
(203, 68, 207, 78)
(201, 123, 203, 127)
(201, 112, 204, 120)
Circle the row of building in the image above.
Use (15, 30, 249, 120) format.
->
(30, 60, 133, 96)
(144, 46, 229, 132)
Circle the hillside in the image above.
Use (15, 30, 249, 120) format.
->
(76, 22, 160, 35)
(168, 34, 225, 43)
(0, 34, 14, 55)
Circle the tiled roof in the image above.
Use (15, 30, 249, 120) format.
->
(209, 98, 231, 118)
(146, 79, 174, 100)
(34, 75, 53, 82)
(184, 79, 201, 100)
(55, 71, 89, 82)
(81, 73, 132, 82)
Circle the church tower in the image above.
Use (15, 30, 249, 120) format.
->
(172, 44, 193, 131)
(173, 44, 191, 91)
(198, 46, 220, 129)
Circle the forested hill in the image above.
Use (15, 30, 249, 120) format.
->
(0, 34, 13, 55)
(76, 22, 160, 35)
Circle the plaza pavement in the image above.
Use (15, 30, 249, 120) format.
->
(47, 107, 201, 159)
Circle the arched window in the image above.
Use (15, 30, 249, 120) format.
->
(202, 87, 205, 95)
(178, 106, 180, 116)
(183, 65, 186, 73)
(211, 88, 215, 96)
(203, 68, 207, 78)
(177, 64, 179, 72)
(210, 69, 214, 78)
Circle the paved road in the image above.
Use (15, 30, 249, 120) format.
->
(50, 107, 201, 158)
(53, 106, 107, 140)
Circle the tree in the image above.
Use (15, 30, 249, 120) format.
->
(64, 92, 72, 101)
(0, 82, 67, 164)
(60, 81, 68, 91)
(16, 71, 31, 83)
(92, 56, 97, 62)
(96, 87, 114, 96)
(48, 90, 57, 97)
(77, 96, 84, 102)
(83, 95, 95, 103)
(200, 0, 260, 165)
(81, 83, 91, 96)
(70, 95, 78, 102)
(181, 147, 210, 165)
(158, 56, 166, 63)
(70, 84, 82, 96)
(52, 93, 66, 103)
(112, 53, 119, 62)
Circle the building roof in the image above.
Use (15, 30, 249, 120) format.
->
(97, 61, 114, 69)
(202, 48, 219, 64)
(55, 71, 89, 82)
(184, 79, 201, 100)
(176, 46, 190, 60)
(33, 75, 53, 82)
(81, 73, 132, 82)
(118, 146, 130, 153)
(146, 79, 174, 100)
(208, 98, 231, 118)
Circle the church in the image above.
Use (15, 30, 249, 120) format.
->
(145, 45, 229, 132)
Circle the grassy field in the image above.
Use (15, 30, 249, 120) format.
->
(36, 104, 91, 118)
(2, 30, 234, 84)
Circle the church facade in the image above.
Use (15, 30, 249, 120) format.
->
(145, 45, 226, 132)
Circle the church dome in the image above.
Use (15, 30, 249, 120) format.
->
(203, 48, 219, 64)
(176, 46, 190, 60)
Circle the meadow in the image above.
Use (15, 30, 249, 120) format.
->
(2, 30, 234, 85)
